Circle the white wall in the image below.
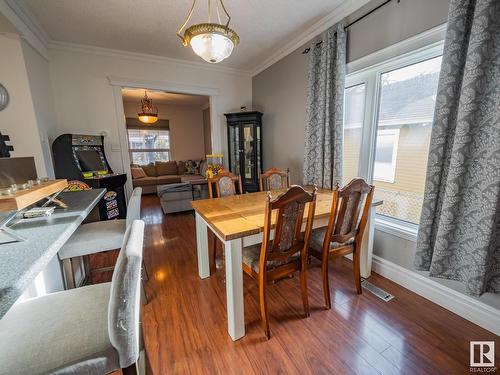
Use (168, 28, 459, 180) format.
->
(0, 34, 63, 298)
(123, 101, 206, 161)
(21, 39, 57, 178)
(48, 45, 252, 175)
(0, 34, 49, 177)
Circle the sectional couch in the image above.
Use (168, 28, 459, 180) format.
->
(130, 160, 206, 194)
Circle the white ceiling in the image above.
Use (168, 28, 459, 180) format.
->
(20, 0, 348, 72)
(122, 88, 209, 107)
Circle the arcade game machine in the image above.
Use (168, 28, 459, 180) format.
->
(52, 134, 127, 220)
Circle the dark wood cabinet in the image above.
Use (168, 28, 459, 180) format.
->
(225, 111, 263, 193)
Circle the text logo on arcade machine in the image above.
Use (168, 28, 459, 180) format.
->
(104, 191, 119, 219)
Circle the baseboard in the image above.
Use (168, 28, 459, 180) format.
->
(371, 255, 500, 336)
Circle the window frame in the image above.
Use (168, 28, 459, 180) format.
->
(126, 128, 172, 165)
(345, 40, 444, 240)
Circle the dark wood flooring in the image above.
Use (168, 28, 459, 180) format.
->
(132, 195, 499, 374)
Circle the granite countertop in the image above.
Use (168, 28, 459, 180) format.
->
(0, 189, 105, 319)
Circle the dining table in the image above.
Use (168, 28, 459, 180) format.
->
(191, 188, 382, 341)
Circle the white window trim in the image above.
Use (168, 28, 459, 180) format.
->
(345, 32, 445, 242)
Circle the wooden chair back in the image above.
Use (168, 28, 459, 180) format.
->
(259, 167, 290, 191)
(207, 170, 243, 198)
(325, 178, 374, 246)
(260, 185, 317, 267)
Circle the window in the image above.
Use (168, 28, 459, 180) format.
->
(127, 128, 170, 165)
(344, 45, 443, 227)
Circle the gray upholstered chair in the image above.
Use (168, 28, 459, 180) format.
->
(0, 220, 147, 375)
(59, 187, 143, 289)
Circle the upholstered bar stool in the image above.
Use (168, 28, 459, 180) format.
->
(0, 220, 147, 375)
(59, 187, 143, 289)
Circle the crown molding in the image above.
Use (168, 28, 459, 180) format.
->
(0, 0, 49, 59)
(250, 0, 372, 77)
(49, 40, 252, 77)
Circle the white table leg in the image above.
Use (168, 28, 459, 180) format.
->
(195, 213, 210, 279)
(224, 237, 245, 341)
(360, 207, 377, 278)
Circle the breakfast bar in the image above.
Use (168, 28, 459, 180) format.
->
(0, 189, 105, 318)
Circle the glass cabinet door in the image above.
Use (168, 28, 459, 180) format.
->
(228, 125, 240, 175)
(242, 123, 256, 185)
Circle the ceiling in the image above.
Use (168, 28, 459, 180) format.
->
(20, 0, 347, 72)
(122, 89, 209, 107)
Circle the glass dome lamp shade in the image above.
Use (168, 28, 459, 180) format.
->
(177, 0, 239, 64)
(138, 91, 158, 124)
(138, 114, 158, 124)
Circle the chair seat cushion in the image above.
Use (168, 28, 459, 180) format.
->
(0, 283, 119, 375)
(58, 219, 126, 259)
(242, 244, 299, 273)
(310, 227, 355, 253)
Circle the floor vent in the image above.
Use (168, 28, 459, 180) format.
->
(361, 279, 394, 302)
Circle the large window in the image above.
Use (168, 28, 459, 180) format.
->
(127, 128, 170, 165)
(344, 46, 443, 227)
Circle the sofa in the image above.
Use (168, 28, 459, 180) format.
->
(130, 160, 206, 195)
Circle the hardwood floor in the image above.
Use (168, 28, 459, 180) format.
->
(136, 195, 499, 374)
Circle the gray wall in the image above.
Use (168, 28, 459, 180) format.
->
(253, 0, 500, 309)
(253, 0, 450, 185)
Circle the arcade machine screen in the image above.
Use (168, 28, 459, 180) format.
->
(75, 149, 107, 175)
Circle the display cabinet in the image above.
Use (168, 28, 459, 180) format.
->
(225, 111, 263, 192)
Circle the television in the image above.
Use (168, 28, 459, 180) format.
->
(75, 149, 107, 172)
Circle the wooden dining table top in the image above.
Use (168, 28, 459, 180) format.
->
(191, 188, 382, 242)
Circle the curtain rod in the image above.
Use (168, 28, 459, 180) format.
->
(302, 0, 399, 54)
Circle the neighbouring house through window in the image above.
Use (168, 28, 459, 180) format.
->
(344, 49, 443, 225)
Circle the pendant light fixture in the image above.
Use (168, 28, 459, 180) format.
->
(138, 91, 158, 124)
(177, 0, 239, 64)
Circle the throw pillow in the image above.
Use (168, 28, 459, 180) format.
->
(185, 159, 201, 175)
(130, 167, 146, 179)
(200, 160, 208, 177)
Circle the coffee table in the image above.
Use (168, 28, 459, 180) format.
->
(188, 178, 208, 201)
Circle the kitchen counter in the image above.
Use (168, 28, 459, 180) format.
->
(0, 189, 105, 318)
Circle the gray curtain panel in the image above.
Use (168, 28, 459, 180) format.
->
(303, 24, 346, 189)
(414, 0, 500, 296)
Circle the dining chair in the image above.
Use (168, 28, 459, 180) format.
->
(207, 169, 243, 198)
(259, 167, 290, 191)
(0, 220, 148, 375)
(207, 170, 243, 272)
(242, 185, 317, 339)
(58, 187, 143, 289)
(309, 178, 374, 308)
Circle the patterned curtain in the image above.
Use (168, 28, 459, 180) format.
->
(414, 0, 500, 296)
(303, 24, 346, 189)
